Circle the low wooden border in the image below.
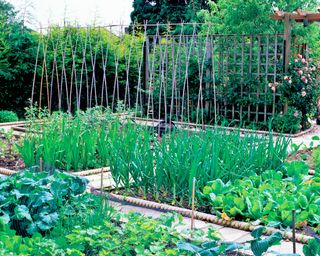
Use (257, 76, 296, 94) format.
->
(0, 166, 110, 177)
(134, 117, 315, 138)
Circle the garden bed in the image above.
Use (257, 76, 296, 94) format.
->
(95, 189, 313, 244)
(134, 117, 316, 138)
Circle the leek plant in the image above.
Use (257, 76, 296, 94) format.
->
(17, 108, 290, 207)
(105, 123, 291, 205)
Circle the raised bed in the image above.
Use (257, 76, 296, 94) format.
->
(134, 117, 316, 138)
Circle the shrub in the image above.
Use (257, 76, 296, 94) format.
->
(279, 55, 320, 129)
(0, 110, 19, 123)
(271, 107, 302, 134)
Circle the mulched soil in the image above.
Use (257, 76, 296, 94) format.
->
(0, 155, 25, 170)
(0, 133, 25, 170)
(287, 148, 316, 169)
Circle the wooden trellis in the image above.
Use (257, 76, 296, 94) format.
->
(31, 23, 305, 126)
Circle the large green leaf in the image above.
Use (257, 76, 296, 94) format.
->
(14, 205, 32, 221)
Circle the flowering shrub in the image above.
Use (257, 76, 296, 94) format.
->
(280, 55, 319, 129)
(271, 107, 302, 134)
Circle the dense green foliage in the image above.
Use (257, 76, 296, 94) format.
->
(131, 0, 208, 25)
(203, 162, 320, 230)
(271, 107, 302, 134)
(0, 0, 38, 116)
(0, 110, 18, 123)
(16, 108, 290, 205)
(198, 0, 320, 57)
(280, 55, 320, 129)
(0, 170, 88, 236)
(0, 170, 213, 256)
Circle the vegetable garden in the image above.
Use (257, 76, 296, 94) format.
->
(1, 4, 320, 255)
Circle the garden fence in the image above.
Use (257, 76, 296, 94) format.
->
(31, 23, 306, 126)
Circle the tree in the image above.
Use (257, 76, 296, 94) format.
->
(198, 0, 320, 34)
(130, 0, 209, 25)
(0, 0, 38, 116)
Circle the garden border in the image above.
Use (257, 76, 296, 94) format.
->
(0, 118, 315, 138)
(92, 189, 312, 244)
(0, 166, 110, 177)
(133, 117, 315, 138)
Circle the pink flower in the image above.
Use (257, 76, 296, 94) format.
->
(302, 58, 306, 63)
(284, 76, 289, 80)
(297, 54, 302, 58)
(288, 79, 292, 84)
(301, 90, 306, 97)
(271, 86, 276, 91)
(307, 74, 311, 77)
(298, 70, 303, 75)
(294, 59, 298, 63)
(294, 112, 299, 117)
(268, 83, 273, 88)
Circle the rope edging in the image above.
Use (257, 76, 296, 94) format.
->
(100, 191, 311, 244)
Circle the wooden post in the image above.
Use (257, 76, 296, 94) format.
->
(205, 36, 212, 115)
(39, 157, 43, 172)
(100, 168, 104, 209)
(191, 177, 196, 233)
(143, 37, 149, 115)
(284, 13, 292, 72)
(284, 14, 291, 113)
(292, 210, 296, 254)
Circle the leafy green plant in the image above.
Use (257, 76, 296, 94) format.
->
(250, 227, 282, 256)
(0, 221, 64, 256)
(0, 110, 18, 123)
(303, 237, 320, 256)
(177, 240, 242, 255)
(203, 164, 320, 228)
(312, 147, 320, 170)
(271, 107, 302, 134)
(280, 55, 320, 130)
(0, 169, 88, 236)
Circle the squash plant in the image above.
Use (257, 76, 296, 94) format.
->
(0, 169, 88, 236)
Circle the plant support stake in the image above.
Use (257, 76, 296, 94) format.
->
(101, 168, 104, 209)
(292, 209, 296, 254)
(191, 177, 196, 232)
(39, 158, 43, 172)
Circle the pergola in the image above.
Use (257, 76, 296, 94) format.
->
(272, 9, 320, 69)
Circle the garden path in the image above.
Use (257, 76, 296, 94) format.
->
(109, 200, 305, 255)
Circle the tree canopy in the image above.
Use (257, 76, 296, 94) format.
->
(0, 0, 38, 115)
(130, 0, 209, 24)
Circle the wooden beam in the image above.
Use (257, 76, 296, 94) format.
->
(272, 12, 320, 22)
(284, 14, 292, 70)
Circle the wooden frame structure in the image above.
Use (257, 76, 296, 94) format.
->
(272, 9, 320, 69)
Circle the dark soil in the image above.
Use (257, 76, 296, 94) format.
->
(0, 155, 25, 170)
(287, 148, 315, 169)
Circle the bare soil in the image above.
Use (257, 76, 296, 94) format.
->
(0, 155, 25, 170)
